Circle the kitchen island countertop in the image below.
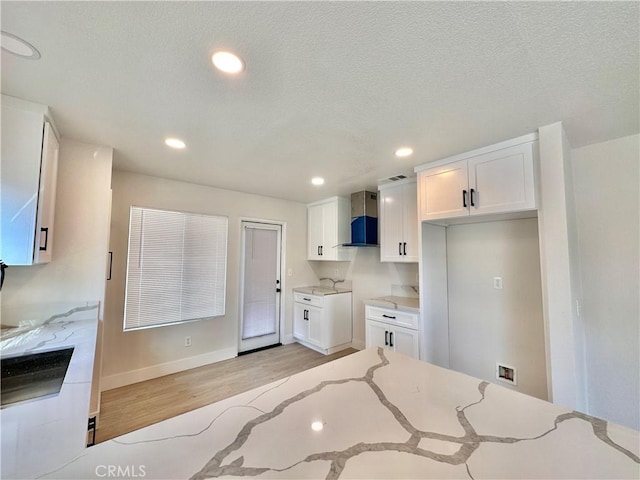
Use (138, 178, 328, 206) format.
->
(35, 347, 639, 480)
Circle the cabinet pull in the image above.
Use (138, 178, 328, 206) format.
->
(39, 227, 49, 251)
(317, 246, 321, 256)
(303, 297, 311, 301)
(107, 251, 113, 281)
(384, 331, 389, 346)
(403, 242, 407, 256)
(320, 246, 323, 256)
(382, 314, 396, 319)
(398, 242, 402, 256)
(304, 309, 309, 321)
(462, 190, 468, 208)
(389, 331, 394, 347)
(470, 188, 476, 207)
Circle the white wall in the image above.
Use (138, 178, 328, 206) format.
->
(537, 122, 586, 410)
(310, 249, 418, 350)
(571, 134, 639, 430)
(1, 139, 112, 309)
(447, 218, 548, 400)
(101, 171, 317, 390)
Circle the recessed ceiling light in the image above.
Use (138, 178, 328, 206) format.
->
(395, 147, 413, 158)
(311, 177, 325, 186)
(1, 31, 41, 59)
(165, 138, 186, 149)
(311, 421, 324, 432)
(211, 51, 244, 74)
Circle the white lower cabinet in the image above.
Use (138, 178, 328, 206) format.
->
(365, 305, 419, 359)
(293, 291, 352, 355)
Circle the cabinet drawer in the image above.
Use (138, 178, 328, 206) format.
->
(294, 292, 324, 308)
(365, 305, 418, 330)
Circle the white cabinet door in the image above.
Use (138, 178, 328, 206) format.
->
(365, 319, 389, 349)
(307, 203, 324, 260)
(468, 142, 536, 216)
(307, 305, 324, 347)
(419, 159, 469, 221)
(33, 122, 59, 264)
(402, 181, 418, 262)
(293, 303, 308, 341)
(391, 325, 419, 359)
(320, 201, 339, 260)
(379, 185, 404, 262)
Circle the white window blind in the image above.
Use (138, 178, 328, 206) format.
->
(124, 206, 228, 331)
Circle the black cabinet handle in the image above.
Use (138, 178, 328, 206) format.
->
(304, 309, 308, 321)
(317, 246, 321, 256)
(107, 251, 113, 281)
(470, 188, 476, 207)
(390, 332, 394, 347)
(320, 246, 323, 255)
(462, 190, 468, 208)
(382, 314, 396, 319)
(39, 227, 49, 251)
(403, 242, 407, 256)
(303, 297, 311, 301)
(398, 242, 402, 255)
(384, 331, 389, 346)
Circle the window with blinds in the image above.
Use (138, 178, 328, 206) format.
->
(123, 206, 228, 331)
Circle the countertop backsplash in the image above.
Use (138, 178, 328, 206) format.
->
(390, 284, 419, 298)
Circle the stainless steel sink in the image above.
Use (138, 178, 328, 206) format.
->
(1, 347, 74, 407)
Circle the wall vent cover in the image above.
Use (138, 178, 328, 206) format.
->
(378, 174, 410, 186)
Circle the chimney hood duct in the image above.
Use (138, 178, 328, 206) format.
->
(342, 191, 379, 247)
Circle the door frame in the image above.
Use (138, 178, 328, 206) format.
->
(238, 218, 286, 353)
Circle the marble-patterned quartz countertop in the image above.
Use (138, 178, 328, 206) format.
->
(40, 348, 639, 480)
(365, 295, 420, 312)
(294, 286, 352, 296)
(1, 302, 99, 480)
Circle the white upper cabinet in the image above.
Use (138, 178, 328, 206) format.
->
(1, 96, 60, 265)
(416, 134, 538, 223)
(379, 179, 418, 262)
(307, 196, 351, 261)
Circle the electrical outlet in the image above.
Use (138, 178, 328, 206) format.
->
(493, 276, 503, 289)
(287, 268, 293, 277)
(184, 336, 192, 347)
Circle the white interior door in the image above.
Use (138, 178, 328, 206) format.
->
(239, 222, 282, 352)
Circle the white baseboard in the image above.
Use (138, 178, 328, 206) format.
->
(100, 347, 237, 391)
(351, 339, 365, 350)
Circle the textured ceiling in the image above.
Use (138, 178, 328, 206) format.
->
(2, 2, 638, 203)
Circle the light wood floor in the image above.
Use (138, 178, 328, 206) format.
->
(96, 343, 357, 443)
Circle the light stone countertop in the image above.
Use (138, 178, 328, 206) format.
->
(37, 347, 639, 480)
(365, 295, 420, 312)
(293, 286, 352, 296)
(0, 302, 99, 480)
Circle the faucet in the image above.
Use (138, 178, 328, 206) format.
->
(319, 277, 345, 289)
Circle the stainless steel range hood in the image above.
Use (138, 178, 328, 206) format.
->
(342, 191, 379, 247)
